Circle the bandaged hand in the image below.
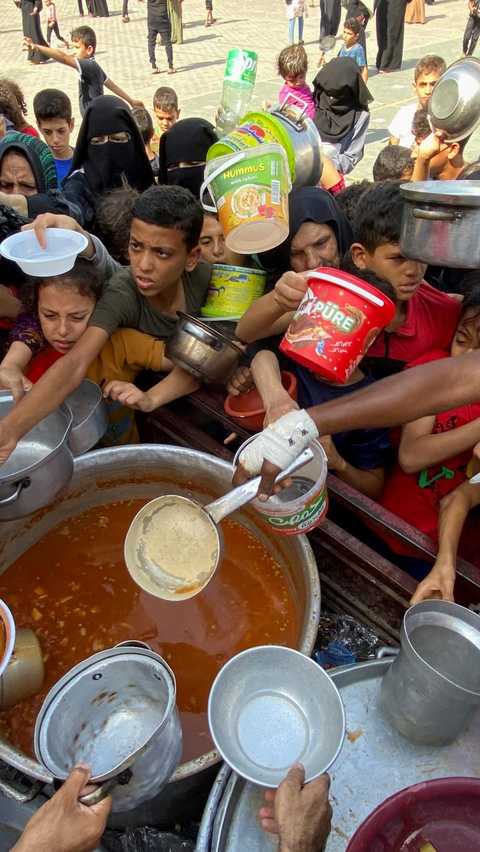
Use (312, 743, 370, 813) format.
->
(239, 409, 319, 475)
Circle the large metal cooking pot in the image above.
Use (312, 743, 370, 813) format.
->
(165, 312, 242, 384)
(399, 180, 480, 268)
(269, 100, 323, 189)
(0, 444, 320, 828)
(428, 57, 480, 142)
(0, 392, 73, 521)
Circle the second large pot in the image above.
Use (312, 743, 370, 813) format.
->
(269, 100, 323, 189)
(400, 180, 480, 268)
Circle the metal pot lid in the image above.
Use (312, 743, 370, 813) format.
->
(428, 57, 480, 143)
(400, 180, 480, 207)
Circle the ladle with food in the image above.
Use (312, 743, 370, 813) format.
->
(124, 448, 313, 601)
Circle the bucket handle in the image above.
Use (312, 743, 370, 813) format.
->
(0, 478, 30, 506)
(276, 93, 308, 124)
(306, 270, 387, 309)
(199, 151, 247, 213)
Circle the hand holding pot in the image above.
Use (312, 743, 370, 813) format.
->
(12, 763, 111, 852)
(259, 763, 332, 852)
(417, 130, 448, 163)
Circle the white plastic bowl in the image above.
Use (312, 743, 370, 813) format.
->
(0, 599, 15, 678)
(0, 228, 89, 276)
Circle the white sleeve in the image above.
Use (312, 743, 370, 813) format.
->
(388, 108, 403, 139)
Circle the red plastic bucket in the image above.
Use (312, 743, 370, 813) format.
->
(279, 268, 396, 383)
(346, 776, 480, 852)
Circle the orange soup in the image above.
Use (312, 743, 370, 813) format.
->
(0, 499, 299, 763)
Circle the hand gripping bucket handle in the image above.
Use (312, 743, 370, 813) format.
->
(200, 151, 247, 213)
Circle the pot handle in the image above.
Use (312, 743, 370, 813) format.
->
(376, 647, 400, 659)
(0, 776, 45, 803)
(78, 777, 119, 807)
(412, 208, 464, 222)
(199, 151, 247, 213)
(0, 478, 30, 506)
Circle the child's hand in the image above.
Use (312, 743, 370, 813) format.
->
(23, 37, 34, 50)
(103, 381, 156, 412)
(0, 366, 32, 404)
(410, 563, 455, 605)
(319, 435, 345, 472)
(131, 99, 145, 109)
(264, 397, 299, 427)
(226, 366, 254, 396)
(274, 272, 309, 313)
(417, 130, 447, 163)
(262, 100, 272, 112)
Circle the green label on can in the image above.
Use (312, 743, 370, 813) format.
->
(257, 486, 328, 535)
(225, 49, 258, 85)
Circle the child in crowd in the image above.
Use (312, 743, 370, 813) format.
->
(338, 18, 367, 82)
(247, 268, 396, 499)
(286, 0, 306, 45)
(8, 259, 170, 445)
(205, 0, 214, 26)
(276, 45, 315, 119)
(375, 283, 480, 588)
(23, 25, 143, 117)
(0, 79, 39, 138)
(152, 86, 180, 150)
(33, 89, 75, 186)
(410, 105, 430, 158)
(463, 0, 480, 57)
(389, 54, 446, 149)
(412, 130, 469, 182)
(132, 107, 160, 179)
(45, 0, 69, 48)
(199, 211, 252, 267)
(372, 145, 414, 181)
(335, 179, 372, 223)
(94, 182, 139, 264)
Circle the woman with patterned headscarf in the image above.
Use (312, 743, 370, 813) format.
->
(0, 133, 82, 221)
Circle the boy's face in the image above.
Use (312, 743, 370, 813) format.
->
(451, 309, 480, 357)
(73, 39, 94, 59)
(199, 214, 245, 266)
(343, 27, 358, 48)
(351, 241, 426, 302)
(128, 219, 200, 300)
(414, 71, 440, 107)
(153, 107, 180, 134)
(38, 117, 74, 159)
(284, 73, 306, 89)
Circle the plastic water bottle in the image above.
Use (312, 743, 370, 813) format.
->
(216, 48, 259, 137)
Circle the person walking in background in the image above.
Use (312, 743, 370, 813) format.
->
(405, 0, 425, 26)
(77, 0, 85, 14)
(320, 0, 341, 39)
(375, 0, 409, 72)
(286, 0, 306, 45)
(45, 0, 69, 47)
(338, 18, 367, 82)
(15, 0, 49, 65)
(463, 0, 480, 56)
(345, 0, 371, 62)
(205, 0, 214, 26)
(147, 0, 175, 74)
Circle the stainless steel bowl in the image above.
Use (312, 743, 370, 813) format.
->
(208, 645, 345, 787)
(66, 379, 109, 456)
(165, 312, 242, 384)
(429, 57, 480, 142)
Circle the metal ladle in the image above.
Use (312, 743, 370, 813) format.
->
(124, 448, 314, 601)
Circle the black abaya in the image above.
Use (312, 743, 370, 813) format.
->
(375, 0, 408, 72)
(87, 0, 109, 16)
(17, 0, 48, 63)
(320, 0, 341, 38)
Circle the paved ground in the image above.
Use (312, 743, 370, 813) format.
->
(2, 0, 476, 181)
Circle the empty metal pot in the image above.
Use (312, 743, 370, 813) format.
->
(66, 379, 109, 456)
(165, 312, 242, 384)
(269, 100, 323, 189)
(381, 601, 480, 746)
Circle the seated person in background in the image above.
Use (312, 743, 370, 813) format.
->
(334, 178, 372, 223)
(338, 18, 367, 83)
(2, 259, 171, 444)
(0, 133, 82, 221)
(412, 129, 469, 182)
(264, 45, 315, 119)
(152, 86, 180, 151)
(372, 145, 414, 181)
(376, 285, 480, 584)
(389, 54, 446, 148)
(0, 78, 39, 138)
(33, 88, 75, 187)
(248, 268, 395, 500)
(0, 185, 210, 450)
(312, 58, 372, 176)
(132, 106, 160, 179)
(350, 181, 460, 377)
(199, 211, 254, 268)
(94, 181, 139, 264)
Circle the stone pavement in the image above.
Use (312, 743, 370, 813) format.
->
(2, 0, 477, 182)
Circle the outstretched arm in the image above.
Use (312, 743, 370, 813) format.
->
(104, 79, 144, 109)
(23, 37, 77, 67)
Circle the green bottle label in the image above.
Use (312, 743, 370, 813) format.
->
(225, 49, 258, 86)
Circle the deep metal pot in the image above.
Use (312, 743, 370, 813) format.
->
(66, 379, 109, 456)
(381, 600, 480, 746)
(400, 180, 480, 268)
(428, 56, 480, 143)
(165, 312, 242, 384)
(0, 444, 320, 827)
(0, 392, 73, 521)
(270, 100, 323, 189)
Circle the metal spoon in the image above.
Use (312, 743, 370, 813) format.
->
(124, 448, 314, 601)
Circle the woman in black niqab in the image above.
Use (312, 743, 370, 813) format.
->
(158, 118, 217, 199)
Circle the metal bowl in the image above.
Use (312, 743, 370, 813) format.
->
(165, 312, 242, 384)
(66, 379, 109, 456)
(208, 645, 345, 787)
(428, 57, 480, 142)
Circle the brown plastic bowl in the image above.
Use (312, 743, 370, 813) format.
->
(224, 371, 297, 432)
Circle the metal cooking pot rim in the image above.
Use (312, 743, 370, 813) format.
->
(400, 180, 480, 207)
(0, 394, 73, 484)
(429, 56, 480, 142)
(175, 312, 243, 353)
(34, 645, 177, 781)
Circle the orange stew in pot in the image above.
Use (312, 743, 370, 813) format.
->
(0, 499, 299, 763)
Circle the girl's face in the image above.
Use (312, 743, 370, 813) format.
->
(450, 309, 480, 358)
(38, 285, 96, 353)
